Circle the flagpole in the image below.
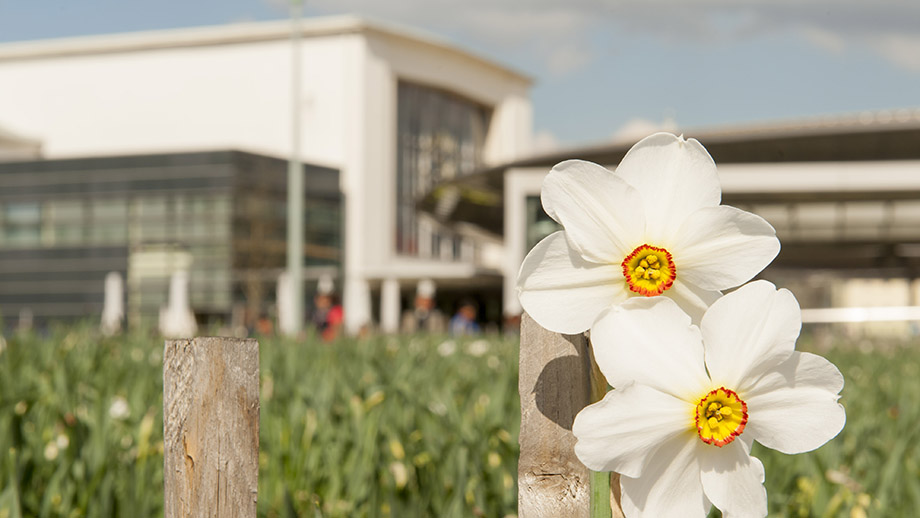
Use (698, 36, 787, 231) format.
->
(286, 0, 304, 334)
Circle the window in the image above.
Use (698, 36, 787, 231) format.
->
(89, 198, 128, 244)
(1, 202, 42, 247)
(396, 82, 490, 256)
(526, 195, 561, 253)
(45, 200, 87, 245)
(305, 199, 342, 265)
(136, 196, 168, 218)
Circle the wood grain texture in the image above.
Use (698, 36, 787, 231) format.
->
(518, 313, 624, 518)
(164, 337, 259, 518)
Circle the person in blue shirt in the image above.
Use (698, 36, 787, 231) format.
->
(449, 298, 481, 336)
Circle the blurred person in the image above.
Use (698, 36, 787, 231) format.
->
(401, 279, 446, 333)
(311, 292, 343, 342)
(449, 298, 480, 336)
(311, 275, 343, 342)
(255, 312, 274, 335)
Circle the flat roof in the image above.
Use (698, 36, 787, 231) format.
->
(0, 124, 40, 147)
(516, 108, 920, 172)
(0, 149, 340, 201)
(0, 15, 531, 84)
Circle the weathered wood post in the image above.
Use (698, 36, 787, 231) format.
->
(164, 337, 260, 518)
(518, 313, 624, 517)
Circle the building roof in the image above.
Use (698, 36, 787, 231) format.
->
(0, 15, 531, 84)
(420, 110, 920, 236)
(535, 108, 920, 167)
(0, 124, 41, 160)
(0, 124, 37, 143)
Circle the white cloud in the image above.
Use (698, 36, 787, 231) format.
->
(544, 43, 592, 76)
(868, 34, 920, 72)
(600, 1, 920, 73)
(458, 7, 594, 76)
(801, 27, 847, 54)
(271, 0, 920, 74)
(800, 26, 920, 73)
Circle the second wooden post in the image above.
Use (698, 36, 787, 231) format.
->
(518, 313, 623, 518)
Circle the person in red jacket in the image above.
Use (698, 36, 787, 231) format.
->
(311, 275, 343, 342)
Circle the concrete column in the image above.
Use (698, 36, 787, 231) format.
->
(101, 271, 124, 336)
(159, 270, 197, 338)
(504, 172, 527, 318)
(461, 238, 475, 262)
(419, 218, 432, 259)
(380, 278, 401, 334)
(440, 234, 454, 261)
(17, 308, 33, 333)
(277, 271, 296, 336)
(343, 276, 371, 335)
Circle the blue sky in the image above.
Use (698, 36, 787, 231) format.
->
(2, 0, 919, 149)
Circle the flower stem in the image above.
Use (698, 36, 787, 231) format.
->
(591, 470, 613, 518)
(588, 336, 614, 518)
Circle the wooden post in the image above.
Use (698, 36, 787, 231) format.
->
(164, 337, 260, 518)
(518, 313, 624, 518)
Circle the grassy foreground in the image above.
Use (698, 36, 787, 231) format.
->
(0, 324, 918, 517)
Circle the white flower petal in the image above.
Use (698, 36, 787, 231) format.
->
(747, 389, 845, 455)
(518, 231, 626, 334)
(614, 133, 721, 243)
(573, 382, 691, 477)
(542, 159, 645, 263)
(673, 206, 780, 291)
(699, 441, 767, 518)
(739, 433, 756, 454)
(745, 351, 845, 397)
(591, 297, 710, 400)
(701, 281, 801, 390)
(664, 280, 721, 324)
(620, 435, 710, 518)
(745, 352, 846, 454)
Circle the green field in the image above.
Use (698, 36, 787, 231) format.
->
(0, 325, 917, 517)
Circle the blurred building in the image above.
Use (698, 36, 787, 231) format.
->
(0, 16, 532, 331)
(0, 150, 340, 328)
(0, 124, 41, 161)
(421, 113, 920, 330)
(11, 16, 916, 335)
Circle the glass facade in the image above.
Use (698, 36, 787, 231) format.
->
(125, 193, 234, 321)
(396, 82, 490, 256)
(0, 151, 341, 328)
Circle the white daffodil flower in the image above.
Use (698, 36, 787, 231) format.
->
(517, 132, 780, 334)
(572, 281, 846, 518)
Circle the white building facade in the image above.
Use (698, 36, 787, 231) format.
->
(0, 16, 533, 333)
